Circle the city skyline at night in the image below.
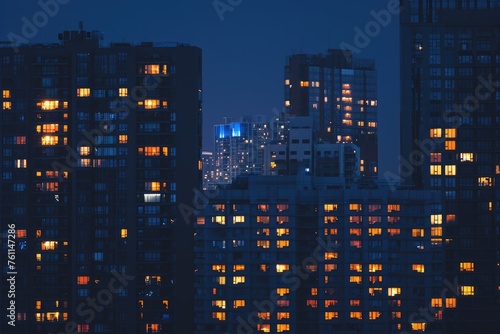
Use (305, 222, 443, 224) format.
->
(1, 1, 499, 334)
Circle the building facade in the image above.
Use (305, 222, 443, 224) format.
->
(214, 115, 271, 184)
(400, 2, 500, 333)
(0, 29, 202, 334)
(195, 175, 447, 334)
(285, 49, 378, 179)
(263, 117, 360, 186)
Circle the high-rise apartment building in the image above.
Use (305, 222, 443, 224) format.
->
(400, 2, 500, 333)
(214, 115, 271, 184)
(195, 175, 446, 334)
(263, 117, 360, 186)
(0, 28, 202, 334)
(285, 49, 378, 179)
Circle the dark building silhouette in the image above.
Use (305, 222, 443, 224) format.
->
(285, 50, 378, 179)
(0, 28, 202, 334)
(400, 1, 500, 333)
(195, 175, 445, 334)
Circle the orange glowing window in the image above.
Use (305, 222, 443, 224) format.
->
(77, 276, 90, 285)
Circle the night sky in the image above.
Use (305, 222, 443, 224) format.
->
(1, 0, 400, 176)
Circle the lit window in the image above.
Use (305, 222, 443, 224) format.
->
(212, 312, 225, 321)
(277, 228, 289, 236)
(368, 121, 377, 128)
(257, 204, 269, 212)
(324, 204, 338, 212)
(388, 287, 401, 296)
(350, 312, 362, 320)
(276, 264, 289, 273)
(41, 136, 58, 146)
(119, 88, 128, 97)
(212, 265, 225, 273)
(2, 101, 11, 110)
(3, 90, 11, 98)
(412, 323, 426, 331)
(213, 216, 226, 225)
(430, 128, 442, 138)
(233, 276, 245, 284)
(277, 312, 290, 321)
(14, 136, 26, 144)
(324, 264, 337, 272)
(460, 262, 474, 272)
(144, 64, 160, 75)
(216, 276, 226, 285)
(117, 135, 128, 144)
(445, 165, 456, 176)
(257, 216, 269, 224)
(143, 146, 161, 156)
(39, 100, 59, 110)
(369, 287, 382, 296)
(350, 300, 361, 306)
(36, 300, 42, 310)
(79, 146, 91, 156)
(41, 241, 58, 250)
(212, 300, 226, 309)
(324, 228, 338, 236)
(276, 288, 289, 296)
(15, 159, 27, 169)
(145, 181, 161, 191)
(431, 298, 442, 308)
(325, 312, 339, 320)
(257, 324, 270, 332)
(233, 264, 245, 272)
(257, 240, 270, 248)
(77, 88, 91, 97)
(412, 264, 425, 273)
(17, 230, 27, 238)
(388, 228, 400, 236)
(368, 264, 382, 272)
(277, 240, 290, 248)
(431, 214, 442, 225)
(307, 300, 318, 308)
(300, 81, 309, 87)
(445, 128, 456, 138)
(431, 227, 442, 237)
(350, 228, 362, 236)
(233, 216, 245, 224)
(387, 204, 400, 212)
(350, 276, 362, 284)
(77, 276, 90, 285)
(446, 298, 456, 308)
(412, 229, 424, 237)
(324, 216, 338, 224)
(445, 140, 456, 150)
(258, 312, 270, 320)
(277, 204, 289, 212)
(430, 152, 442, 162)
(460, 153, 474, 162)
(349, 203, 362, 211)
(478, 177, 494, 186)
(350, 264, 362, 272)
(325, 252, 338, 260)
(121, 229, 128, 238)
(369, 311, 381, 320)
(430, 165, 442, 175)
(234, 300, 245, 308)
(368, 228, 382, 236)
(144, 99, 160, 109)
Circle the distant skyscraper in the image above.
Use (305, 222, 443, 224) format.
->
(285, 49, 378, 179)
(214, 115, 271, 183)
(263, 117, 360, 186)
(400, 2, 500, 333)
(195, 175, 445, 334)
(0, 28, 202, 334)
(202, 151, 215, 190)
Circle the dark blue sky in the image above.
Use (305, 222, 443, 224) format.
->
(1, 0, 400, 176)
